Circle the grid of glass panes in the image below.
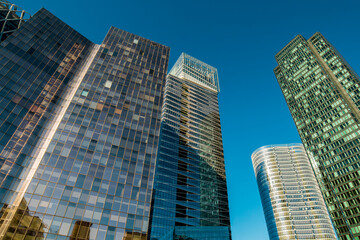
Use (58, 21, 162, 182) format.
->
(0, 9, 94, 240)
(0, 11, 170, 240)
(275, 33, 360, 240)
(149, 73, 231, 240)
(20, 27, 169, 240)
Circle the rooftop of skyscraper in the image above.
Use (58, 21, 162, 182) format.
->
(169, 53, 220, 92)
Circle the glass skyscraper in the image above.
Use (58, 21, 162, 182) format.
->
(0, 7, 170, 240)
(252, 144, 336, 240)
(275, 32, 360, 240)
(148, 53, 231, 240)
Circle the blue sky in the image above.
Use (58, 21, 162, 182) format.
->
(13, 0, 360, 239)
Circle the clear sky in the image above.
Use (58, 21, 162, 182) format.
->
(13, 0, 360, 239)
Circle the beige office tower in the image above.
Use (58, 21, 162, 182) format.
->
(275, 32, 360, 240)
(252, 144, 337, 240)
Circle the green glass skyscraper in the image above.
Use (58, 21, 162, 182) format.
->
(275, 32, 360, 240)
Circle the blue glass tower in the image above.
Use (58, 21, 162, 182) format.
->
(148, 53, 231, 240)
(0, 7, 169, 240)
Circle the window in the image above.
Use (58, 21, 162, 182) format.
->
(104, 80, 112, 88)
(27, 47, 35, 55)
(81, 90, 88, 97)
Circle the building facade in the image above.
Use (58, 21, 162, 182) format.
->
(0, 7, 170, 240)
(148, 53, 231, 239)
(252, 144, 336, 240)
(275, 32, 360, 240)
